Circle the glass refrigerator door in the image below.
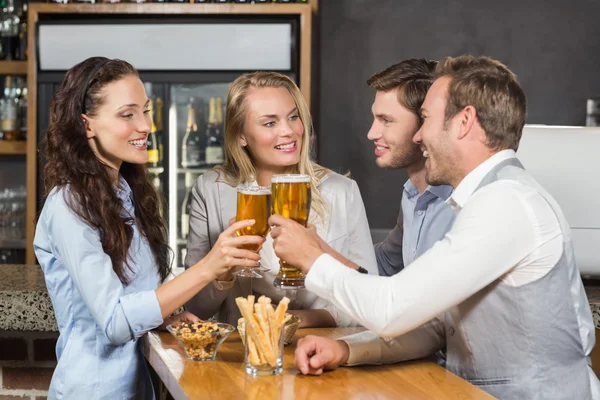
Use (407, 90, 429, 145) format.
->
(169, 83, 231, 273)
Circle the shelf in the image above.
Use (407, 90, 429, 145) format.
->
(0, 238, 26, 249)
(0, 141, 26, 155)
(30, 3, 311, 15)
(0, 61, 27, 76)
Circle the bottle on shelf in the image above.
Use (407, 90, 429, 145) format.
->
(155, 97, 164, 167)
(1, 76, 19, 141)
(205, 97, 225, 165)
(147, 98, 160, 169)
(17, 77, 26, 141)
(16, 0, 26, 61)
(181, 97, 205, 169)
(0, 0, 20, 61)
(180, 172, 198, 240)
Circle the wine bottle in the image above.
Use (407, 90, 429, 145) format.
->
(181, 187, 191, 239)
(17, 77, 26, 141)
(180, 172, 198, 239)
(205, 97, 225, 165)
(147, 98, 160, 169)
(1, 76, 19, 141)
(155, 97, 164, 167)
(0, 0, 20, 61)
(181, 98, 205, 168)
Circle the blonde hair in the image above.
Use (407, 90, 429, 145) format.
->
(214, 71, 331, 222)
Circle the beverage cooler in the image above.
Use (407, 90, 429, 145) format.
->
(33, 8, 308, 271)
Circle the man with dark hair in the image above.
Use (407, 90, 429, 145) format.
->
(365, 59, 454, 276)
(270, 55, 600, 399)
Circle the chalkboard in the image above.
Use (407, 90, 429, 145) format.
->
(317, 0, 600, 229)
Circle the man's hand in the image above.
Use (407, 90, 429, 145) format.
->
(294, 335, 350, 375)
(268, 214, 324, 274)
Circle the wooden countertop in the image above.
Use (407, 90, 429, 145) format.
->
(143, 327, 495, 400)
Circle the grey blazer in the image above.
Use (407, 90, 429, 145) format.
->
(184, 169, 378, 326)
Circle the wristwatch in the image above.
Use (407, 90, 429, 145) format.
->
(356, 266, 369, 274)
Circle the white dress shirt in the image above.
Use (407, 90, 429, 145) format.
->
(305, 150, 564, 363)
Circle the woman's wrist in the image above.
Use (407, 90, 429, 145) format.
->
(216, 270, 235, 282)
(189, 259, 219, 285)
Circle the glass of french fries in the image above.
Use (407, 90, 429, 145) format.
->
(235, 295, 290, 376)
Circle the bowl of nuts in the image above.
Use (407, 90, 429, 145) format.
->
(166, 321, 235, 361)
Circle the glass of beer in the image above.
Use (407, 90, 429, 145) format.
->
(234, 185, 272, 278)
(271, 174, 311, 289)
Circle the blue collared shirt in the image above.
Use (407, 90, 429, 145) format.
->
(34, 177, 163, 399)
(375, 180, 455, 276)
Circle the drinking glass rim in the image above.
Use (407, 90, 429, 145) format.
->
(237, 185, 271, 195)
(271, 174, 311, 183)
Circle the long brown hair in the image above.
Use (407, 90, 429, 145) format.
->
(214, 71, 331, 222)
(42, 56, 171, 284)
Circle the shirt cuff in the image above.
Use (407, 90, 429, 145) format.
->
(120, 290, 163, 339)
(213, 275, 237, 290)
(340, 330, 383, 366)
(305, 253, 356, 301)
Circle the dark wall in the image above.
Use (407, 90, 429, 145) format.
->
(317, 0, 600, 229)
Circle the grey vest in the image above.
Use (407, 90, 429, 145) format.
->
(444, 157, 599, 399)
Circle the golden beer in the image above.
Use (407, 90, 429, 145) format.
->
(236, 187, 271, 253)
(271, 174, 312, 289)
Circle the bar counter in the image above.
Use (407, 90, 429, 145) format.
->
(142, 327, 494, 400)
(4, 265, 600, 399)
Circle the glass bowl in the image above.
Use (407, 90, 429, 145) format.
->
(166, 321, 235, 361)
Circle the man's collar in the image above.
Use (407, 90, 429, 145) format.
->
(448, 149, 516, 210)
(404, 178, 453, 200)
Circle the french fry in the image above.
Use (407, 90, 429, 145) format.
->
(266, 303, 277, 353)
(274, 297, 290, 326)
(258, 295, 271, 305)
(254, 304, 271, 354)
(247, 335, 261, 366)
(273, 297, 290, 349)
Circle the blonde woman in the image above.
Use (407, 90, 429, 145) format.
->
(184, 72, 377, 328)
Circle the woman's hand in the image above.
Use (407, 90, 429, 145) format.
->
(192, 219, 265, 282)
(158, 311, 201, 330)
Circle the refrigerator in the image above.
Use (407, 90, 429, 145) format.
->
(35, 13, 303, 273)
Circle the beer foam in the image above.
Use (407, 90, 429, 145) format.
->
(238, 186, 271, 195)
(271, 174, 311, 183)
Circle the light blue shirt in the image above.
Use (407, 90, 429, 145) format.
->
(375, 180, 455, 276)
(34, 178, 163, 400)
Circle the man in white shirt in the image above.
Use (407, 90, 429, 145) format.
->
(365, 59, 455, 277)
(269, 55, 600, 399)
